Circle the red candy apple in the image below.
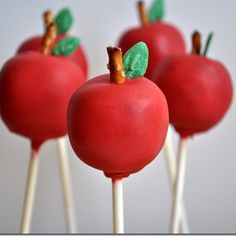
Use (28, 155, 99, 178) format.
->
(0, 23, 86, 150)
(153, 32, 233, 138)
(67, 43, 169, 178)
(17, 8, 88, 78)
(118, 0, 185, 80)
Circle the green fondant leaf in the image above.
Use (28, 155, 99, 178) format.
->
(148, 0, 165, 22)
(52, 37, 80, 56)
(55, 8, 73, 34)
(123, 42, 149, 78)
(203, 32, 214, 56)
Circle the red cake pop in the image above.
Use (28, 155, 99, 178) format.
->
(17, 8, 88, 78)
(153, 32, 233, 138)
(118, 0, 185, 80)
(67, 42, 169, 233)
(153, 31, 233, 233)
(67, 42, 169, 178)
(0, 23, 86, 150)
(0, 23, 86, 233)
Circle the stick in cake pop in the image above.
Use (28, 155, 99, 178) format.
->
(164, 129, 189, 233)
(67, 42, 169, 233)
(20, 149, 39, 233)
(170, 138, 187, 233)
(0, 22, 86, 233)
(112, 178, 124, 233)
(153, 31, 233, 233)
(56, 137, 77, 232)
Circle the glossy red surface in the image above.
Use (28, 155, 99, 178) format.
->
(154, 54, 233, 137)
(118, 21, 185, 80)
(0, 52, 86, 150)
(17, 34, 88, 78)
(67, 74, 169, 178)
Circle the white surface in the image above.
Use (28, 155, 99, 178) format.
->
(0, 0, 235, 233)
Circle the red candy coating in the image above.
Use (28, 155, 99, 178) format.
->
(118, 21, 185, 80)
(17, 34, 88, 78)
(153, 54, 233, 137)
(0, 52, 86, 150)
(67, 74, 169, 178)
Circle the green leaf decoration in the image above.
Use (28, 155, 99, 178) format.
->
(52, 37, 80, 56)
(203, 32, 214, 56)
(123, 42, 149, 78)
(148, 0, 165, 22)
(55, 8, 73, 34)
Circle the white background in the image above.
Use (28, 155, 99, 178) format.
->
(0, 0, 235, 233)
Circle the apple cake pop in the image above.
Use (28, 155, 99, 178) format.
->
(118, 0, 185, 80)
(67, 42, 169, 233)
(153, 31, 233, 233)
(0, 23, 86, 233)
(17, 8, 88, 78)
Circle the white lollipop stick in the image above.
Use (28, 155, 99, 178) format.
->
(56, 137, 77, 233)
(112, 179, 124, 234)
(170, 138, 188, 233)
(164, 129, 189, 233)
(20, 149, 39, 233)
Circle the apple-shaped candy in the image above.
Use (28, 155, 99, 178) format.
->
(67, 42, 169, 178)
(153, 32, 233, 233)
(17, 8, 88, 78)
(153, 32, 233, 138)
(118, 0, 185, 80)
(0, 23, 86, 150)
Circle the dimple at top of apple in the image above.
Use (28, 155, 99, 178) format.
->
(17, 33, 88, 78)
(118, 20, 186, 80)
(67, 74, 169, 178)
(154, 54, 233, 137)
(0, 51, 86, 150)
